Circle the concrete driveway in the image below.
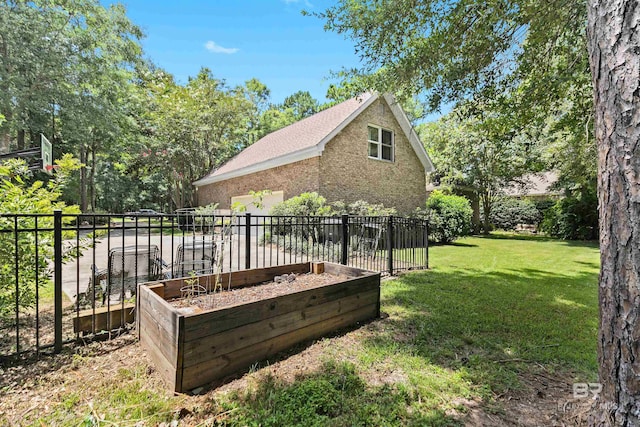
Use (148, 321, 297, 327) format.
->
(61, 230, 307, 302)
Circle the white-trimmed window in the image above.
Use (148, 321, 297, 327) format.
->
(367, 125, 394, 162)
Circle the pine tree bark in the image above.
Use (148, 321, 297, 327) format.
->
(587, 0, 640, 424)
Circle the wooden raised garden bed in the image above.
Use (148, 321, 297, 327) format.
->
(137, 262, 380, 393)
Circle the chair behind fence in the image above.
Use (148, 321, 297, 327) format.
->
(0, 212, 427, 359)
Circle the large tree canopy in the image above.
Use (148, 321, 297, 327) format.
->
(319, 0, 595, 200)
(0, 0, 143, 151)
(319, 0, 588, 113)
(320, 0, 638, 423)
(421, 106, 535, 233)
(0, 0, 145, 211)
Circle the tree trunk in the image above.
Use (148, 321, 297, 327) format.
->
(0, 37, 11, 153)
(480, 192, 491, 234)
(0, 119, 11, 152)
(17, 129, 25, 150)
(79, 147, 87, 212)
(471, 192, 481, 234)
(89, 141, 96, 212)
(587, 1, 640, 424)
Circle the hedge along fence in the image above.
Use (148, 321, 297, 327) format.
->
(257, 214, 429, 274)
(415, 191, 473, 243)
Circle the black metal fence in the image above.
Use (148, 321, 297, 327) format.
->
(0, 211, 428, 359)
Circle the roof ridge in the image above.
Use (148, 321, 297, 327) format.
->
(194, 93, 374, 185)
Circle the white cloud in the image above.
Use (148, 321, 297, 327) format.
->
(204, 41, 239, 54)
(283, 0, 313, 7)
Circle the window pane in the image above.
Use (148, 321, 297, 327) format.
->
(382, 145, 392, 161)
(382, 129, 393, 145)
(368, 126, 379, 142)
(369, 142, 378, 158)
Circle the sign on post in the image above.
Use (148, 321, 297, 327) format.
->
(40, 133, 53, 174)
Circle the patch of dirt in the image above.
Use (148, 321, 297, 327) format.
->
(0, 333, 156, 425)
(169, 272, 350, 313)
(0, 303, 76, 358)
(459, 369, 593, 426)
(1, 313, 594, 426)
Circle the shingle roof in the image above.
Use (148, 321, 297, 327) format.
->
(196, 93, 374, 183)
(193, 92, 434, 187)
(504, 171, 560, 197)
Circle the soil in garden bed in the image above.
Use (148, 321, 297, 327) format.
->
(169, 272, 352, 314)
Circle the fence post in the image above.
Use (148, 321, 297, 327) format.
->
(53, 209, 62, 353)
(424, 220, 429, 269)
(387, 216, 394, 275)
(341, 214, 349, 265)
(245, 212, 251, 270)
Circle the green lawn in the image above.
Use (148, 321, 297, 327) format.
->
(382, 234, 599, 383)
(218, 235, 600, 426)
(22, 234, 600, 426)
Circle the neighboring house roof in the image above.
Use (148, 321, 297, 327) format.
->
(193, 93, 434, 187)
(426, 171, 561, 197)
(504, 171, 561, 197)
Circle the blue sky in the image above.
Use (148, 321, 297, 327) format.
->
(116, 0, 361, 105)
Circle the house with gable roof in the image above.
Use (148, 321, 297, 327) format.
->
(193, 93, 435, 214)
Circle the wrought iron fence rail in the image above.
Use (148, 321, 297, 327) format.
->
(0, 212, 428, 359)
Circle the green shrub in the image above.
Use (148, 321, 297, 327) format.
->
(331, 200, 397, 216)
(540, 191, 598, 240)
(417, 191, 473, 243)
(262, 233, 342, 260)
(0, 156, 81, 319)
(269, 192, 332, 216)
(269, 192, 333, 242)
(533, 198, 556, 216)
(489, 197, 542, 231)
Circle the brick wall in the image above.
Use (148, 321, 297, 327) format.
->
(196, 97, 427, 213)
(319, 98, 427, 214)
(196, 157, 321, 209)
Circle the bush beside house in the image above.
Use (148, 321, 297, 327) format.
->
(417, 190, 473, 243)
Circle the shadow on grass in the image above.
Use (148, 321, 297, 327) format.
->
(367, 267, 599, 396)
(217, 360, 460, 427)
(574, 260, 600, 269)
(444, 241, 478, 248)
(476, 232, 599, 248)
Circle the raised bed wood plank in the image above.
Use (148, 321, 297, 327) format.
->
(139, 321, 178, 391)
(180, 303, 378, 391)
(138, 285, 183, 388)
(182, 288, 379, 367)
(323, 263, 371, 277)
(139, 286, 182, 337)
(73, 303, 136, 334)
(182, 275, 379, 341)
(138, 303, 179, 365)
